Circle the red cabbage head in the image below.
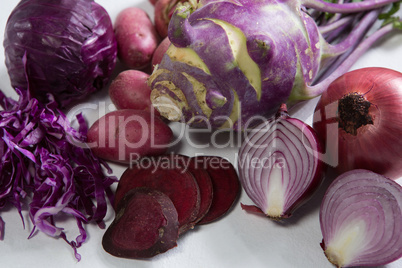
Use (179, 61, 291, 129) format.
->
(4, 0, 117, 108)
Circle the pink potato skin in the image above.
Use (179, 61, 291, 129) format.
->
(87, 110, 173, 164)
(151, 37, 171, 71)
(154, 0, 175, 39)
(109, 70, 158, 114)
(114, 7, 160, 69)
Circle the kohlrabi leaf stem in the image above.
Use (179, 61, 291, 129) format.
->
(302, 0, 398, 13)
(304, 21, 400, 98)
(323, 9, 381, 57)
(290, 9, 384, 101)
(318, 15, 354, 35)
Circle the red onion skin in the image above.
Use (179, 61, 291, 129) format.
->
(313, 67, 402, 180)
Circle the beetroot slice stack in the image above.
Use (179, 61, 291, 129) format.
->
(114, 158, 200, 234)
(104, 154, 241, 259)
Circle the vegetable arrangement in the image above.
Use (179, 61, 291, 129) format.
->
(0, 0, 175, 260)
(148, 0, 402, 130)
(103, 154, 240, 258)
(3, 0, 117, 108)
(237, 69, 402, 266)
(85, 6, 176, 165)
(0, 0, 402, 267)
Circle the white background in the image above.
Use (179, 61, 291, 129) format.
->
(0, 0, 401, 267)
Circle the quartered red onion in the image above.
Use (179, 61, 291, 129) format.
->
(238, 104, 324, 219)
(320, 169, 402, 268)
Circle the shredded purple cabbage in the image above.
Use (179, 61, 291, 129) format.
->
(0, 89, 117, 261)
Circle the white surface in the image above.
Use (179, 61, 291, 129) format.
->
(0, 1, 401, 267)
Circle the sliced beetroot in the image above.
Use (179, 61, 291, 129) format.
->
(115, 157, 201, 234)
(113, 154, 190, 210)
(148, 154, 214, 228)
(102, 187, 179, 259)
(185, 157, 214, 225)
(147, 154, 214, 232)
(158, 153, 191, 173)
(113, 164, 142, 211)
(193, 156, 241, 224)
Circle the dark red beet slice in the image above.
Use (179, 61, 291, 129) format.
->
(113, 154, 189, 210)
(148, 154, 213, 232)
(185, 157, 213, 225)
(115, 157, 200, 234)
(148, 154, 214, 228)
(113, 165, 142, 211)
(193, 156, 241, 224)
(102, 187, 179, 259)
(155, 154, 214, 230)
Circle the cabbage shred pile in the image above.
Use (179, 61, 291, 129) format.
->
(0, 90, 117, 260)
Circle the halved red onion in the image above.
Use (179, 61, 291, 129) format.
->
(320, 169, 402, 267)
(238, 104, 324, 219)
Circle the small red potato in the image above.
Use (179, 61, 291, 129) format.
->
(154, 0, 178, 38)
(102, 187, 179, 259)
(151, 37, 171, 71)
(114, 7, 160, 69)
(109, 70, 158, 114)
(87, 110, 173, 163)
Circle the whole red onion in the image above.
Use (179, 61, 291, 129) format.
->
(313, 67, 402, 180)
